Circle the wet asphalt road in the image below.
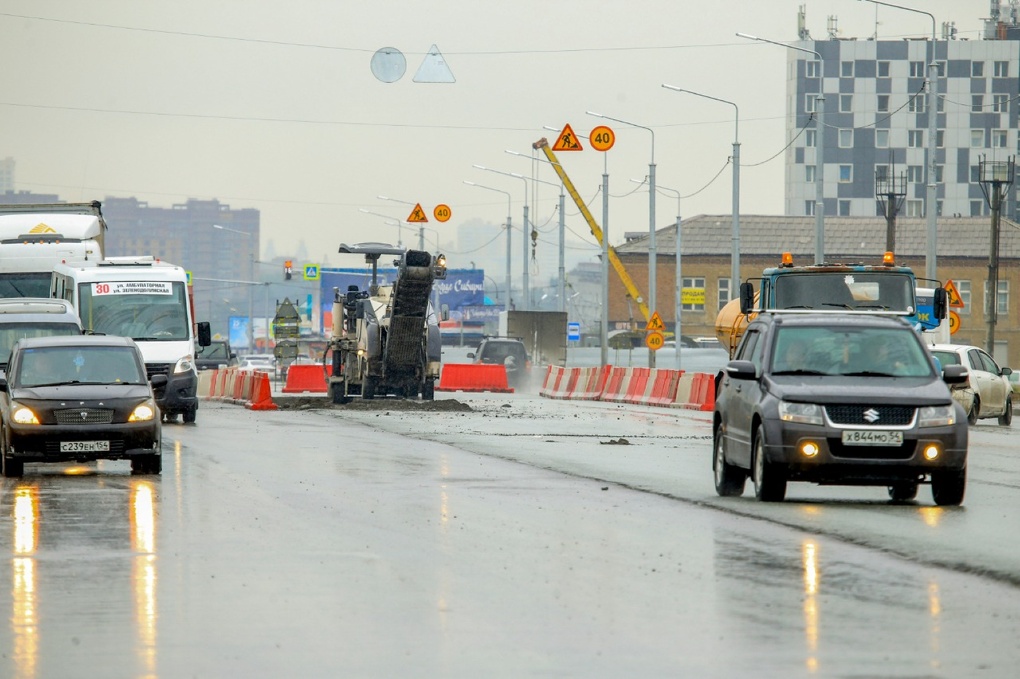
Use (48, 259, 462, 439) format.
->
(0, 393, 1018, 678)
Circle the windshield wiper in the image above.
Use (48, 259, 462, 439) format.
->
(771, 369, 829, 376)
(840, 370, 898, 377)
(822, 303, 853, 309)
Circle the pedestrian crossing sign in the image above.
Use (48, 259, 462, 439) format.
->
(303, 265, 320, 281)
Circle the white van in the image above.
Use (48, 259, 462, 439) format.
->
(0, 202, 106, 298)
(50, 257, 211, 423)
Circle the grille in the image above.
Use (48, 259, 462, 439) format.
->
(54, 408, 114, 425)
(828, 439, 916, 460)
(825, 405, 915, 426)
(146, 363, 171, 380)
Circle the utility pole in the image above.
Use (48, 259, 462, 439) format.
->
(978, 156, 1015, 355)
(875, 160, 907, 252)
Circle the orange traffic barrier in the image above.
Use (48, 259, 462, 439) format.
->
(700, 373, 717, 411)
(247, 372, 278, 411)
(282, 364, 328, 394)
(647, 369, 682, 407)
(571, 366, 609, 401)
(548, 367, 579, 399)
(436, 363, 513, 393)
(601, 367, 634, 403)
(623, 368, 651, 405)
(676, 372, 716, 411)
(672, 372, 695, 408)
(539, 365, 564, 398)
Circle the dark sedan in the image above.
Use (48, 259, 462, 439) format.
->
(713, 313, 970, 505)
(0, 335, 164, 477)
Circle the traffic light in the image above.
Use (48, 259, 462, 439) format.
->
(284, 260, 293, 280)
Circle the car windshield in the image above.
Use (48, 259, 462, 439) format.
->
(199, 343, 230, 359)
(771, 326, 933, 378)
(16, 346, 145, 387)
(774, 272, 915, 312)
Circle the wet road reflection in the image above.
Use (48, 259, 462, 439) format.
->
(2, 468, 158, 679)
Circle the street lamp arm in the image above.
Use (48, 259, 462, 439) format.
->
(857, 0, 934, 34)
(662, 84, 739, 142)
(586, 111, 654, 162)
(736, 32, 821, 61)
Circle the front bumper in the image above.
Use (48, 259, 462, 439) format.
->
(151, 367, 198, 415)
(760, 415, 967, 485)
(6, 420, 161, 462)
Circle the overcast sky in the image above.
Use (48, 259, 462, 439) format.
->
(0, 0, 989, 268)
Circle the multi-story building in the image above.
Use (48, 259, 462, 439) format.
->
(785, 5, 1020, 220)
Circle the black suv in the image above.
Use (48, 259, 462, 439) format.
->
(195, 339, 238, 371)
(468, 337, 532, 389)
(713, 313, 969, 505)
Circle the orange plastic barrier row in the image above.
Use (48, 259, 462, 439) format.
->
(199, 367, 277, 411)
(535, 365, 716, 411)
(282, 364, 329, 394)
(436, 363, 513, 393)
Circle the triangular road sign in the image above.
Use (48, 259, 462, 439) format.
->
(407, 203, 429, 223)
(553, 123, 584, 151)
(645, 311, 665, 331)
(412, 44, 456, 83)
(944, 279, 964, 308)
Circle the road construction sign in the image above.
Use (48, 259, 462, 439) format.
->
(646, 331, 665, 351)
(590, 125, 615, 152)
(434, 204, 452, 222)
(645, 311, 665, 331)
(944, 279, 964, 308)
(407, 203, 429, 223)
(948, 310, 961, 335)
(553, 124, 584, 151)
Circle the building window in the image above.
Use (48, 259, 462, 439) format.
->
(958, 280, 971, 316)
(971, 199, 983, 216)
(993, 94, 1009, 112)
(805, 95, 817, 113)
(806, 60, 820, 78)
(935, 165, 944, 183)
(937, 130, 945, 148)
(839, 129, 853, 148)
(937, 96, 945, 113)
(906, 199, 924, 217)
(907, 165, 923, 183)
(805, 165, 816, 182)
(876, 129, 889, 148)
(936, 61, 946, 77)
(839, 165, 853, 182)
(717, 278, 730, 312)
(875, 165, 889, 182)
(878, 61, 890, 78)
(910, 61, 925, 77)
(908, 95, 925, 113)
(971, 130, 985, 148)
(805, 201, 815, 216)
(683, 277, 705, 312)
(838, 200, 851, 216)
(841, 61, 854, 77)
(972, 95, 984, 112)
(994, 61, 1009, 77)
(908, 130, 923, 148)
(970, 165, 981, 183)
(972, 61, 984, 77)
(877, 94, 890, 112)
(805, 129, 816, 148)
(993, 130, 1008, 148)
(840, 94, 853, 112)
(991, 280, 1009, 316)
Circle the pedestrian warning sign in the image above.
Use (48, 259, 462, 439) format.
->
(553, 124, 584, 151)
(645, 311, 665, 331)
(944, 279, 964, 308)
(407, 203, 429, 223)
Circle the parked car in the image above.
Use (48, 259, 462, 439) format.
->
(929, 344, 1013, 426)
(713, 313, 969, 505)
(467, 336, 532, 389)
(238, 354, 275, 374)
(195, 339, 238, 371)
(0, 335, 164, 477)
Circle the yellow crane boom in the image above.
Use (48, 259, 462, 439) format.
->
(532, 137, 651, 322)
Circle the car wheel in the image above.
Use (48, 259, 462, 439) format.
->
(183, 406, 197, 424)
(2, 454, 24, 478)
(887, 482, 918, 502)
(713, 426, 746, 497)
(967, 396, 980, 425)
(998, 395, 1012, 426)
(931, 467, 966, 506)
(132, 454, 161, 475)
(752, 427, 787, 502)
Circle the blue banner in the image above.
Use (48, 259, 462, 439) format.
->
(319, 268, 486, 315)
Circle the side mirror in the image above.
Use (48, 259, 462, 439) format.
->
(0, 377, 7, 393)
(942, 364, 968, 385)
(724, 359, 758, 381)
(933, 287, 948, 320)
(1001, 366, 1013, 376)
(197, 322, 212, 347)
(150, 374, 169, 388)
(739, 282, 755, 315)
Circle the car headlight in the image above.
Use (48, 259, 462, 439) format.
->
(10, 401, 39, 425)
(779, 400, 824, 425)
(174, 355, 196, 374)
(129, 400, 157, 422)
(919, 404, 956, 427)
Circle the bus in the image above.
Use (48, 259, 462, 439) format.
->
(0, 202, 106, 298)
(50, 256, 211, 424)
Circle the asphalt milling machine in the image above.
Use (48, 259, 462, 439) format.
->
(324, 242, 448, 405)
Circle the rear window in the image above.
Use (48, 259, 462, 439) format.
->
(0, 323, 82, 366)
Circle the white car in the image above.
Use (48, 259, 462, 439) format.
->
(237, 355, 275, 374)
(929, 344, 1013, 426)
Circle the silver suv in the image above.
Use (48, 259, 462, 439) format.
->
(0, 298, 84, 371)
(468, 337, 532, 389)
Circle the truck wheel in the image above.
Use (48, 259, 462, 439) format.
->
(183, 406, 197, 424)
(362, 375, 377, 400)
(422, 379, 435, 401)
(713, 426, 746, 497)
(931, 467, 966, 506)
(752, 428, 786, 502)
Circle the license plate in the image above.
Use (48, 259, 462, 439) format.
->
(841, 430, 903, 446)
(60, 441, 110, 453)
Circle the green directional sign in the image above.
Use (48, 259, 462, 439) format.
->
(303, 264, 320, 281)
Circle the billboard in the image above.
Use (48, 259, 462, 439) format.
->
(319, 268, 486, 322)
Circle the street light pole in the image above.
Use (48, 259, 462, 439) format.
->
(473, 165, 530, 309)
(858, 0, 938, 280)
(587, 111, 656, 368)
(737, 32, 825, 264)
(213, 224, 256, 352)
(359, 208, 406, 248)
(662, 84, 740, 295)
(464, 181, 513, 309)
